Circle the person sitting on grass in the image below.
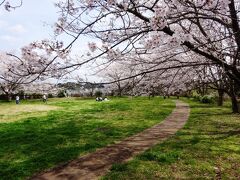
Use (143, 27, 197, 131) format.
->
(96, 97, 103, 101)
(103, 97, 109, 101)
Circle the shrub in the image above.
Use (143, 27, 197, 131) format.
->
(32, 93, 42, 99)
(57, 90, 65, 98)
(192, 94, 201, 101)
(18, 90, 25, 99)
(95, 90, 102, 97)
(48, 94, 54, 98)
(0, 94, 9, 100)
(200, 95, 215, 104)
(192, 94, 215, 104)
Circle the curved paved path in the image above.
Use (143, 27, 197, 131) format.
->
(32, 100, 190, 180)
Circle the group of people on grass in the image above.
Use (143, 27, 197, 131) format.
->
(15, 94, 47, 104)
(15, 95, 109, 104)
(96, 97, 109, 102)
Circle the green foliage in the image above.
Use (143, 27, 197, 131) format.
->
(200, 95, 215, 103)
(192, 94, 215, 104)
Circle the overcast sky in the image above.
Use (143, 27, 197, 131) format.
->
(0, 0, 59, 52)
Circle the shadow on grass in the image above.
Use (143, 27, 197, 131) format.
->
(0, 97, 176, 180)
(191, 112, 233, 116)
(204, 129, 240, 140)
(0, 117, 116, 179)
(103, 100, 240, 179)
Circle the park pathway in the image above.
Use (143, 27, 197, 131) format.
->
(32, 100, 190, 180)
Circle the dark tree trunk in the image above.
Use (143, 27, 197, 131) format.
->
(7, 94, 12, 101)
(118, 89, 122, 97)
(228, 80, 240, 113)
(152, 93, 155, 98)
(231, 95, 239, 113)
(217, 89, 224, 106)
(117, 83, 122, 97)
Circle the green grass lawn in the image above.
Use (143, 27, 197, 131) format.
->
(0, 97, 175, 180)
(103, 99, 240, 179)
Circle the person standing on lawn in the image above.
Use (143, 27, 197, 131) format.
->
(16, 95, 20, 104)
(43, 94, 47, 103)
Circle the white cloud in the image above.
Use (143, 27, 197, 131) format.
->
(8, 24, 27, 34)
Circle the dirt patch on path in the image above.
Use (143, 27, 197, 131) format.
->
(31, 100, 190, 180)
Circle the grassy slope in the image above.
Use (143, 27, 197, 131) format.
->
(103, 99, 240, 179)
(0, 97, 174, 180)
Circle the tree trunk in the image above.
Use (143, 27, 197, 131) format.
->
(117, 84, 122, 97)
(217, 89, 224, 106)
(152, 92, 155, 98)
(118, 89, 122, 97)
(231, 95, 239, 113)
(228, 80, 240, 113)
(7, 94, 12, 101)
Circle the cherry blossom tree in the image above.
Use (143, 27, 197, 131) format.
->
(101, 62, 139, 96)
(53, 0, 239, 79)
(3, 40, 71, 84)
(0, 44, 68, 100)
(22, 82, 60, 96)
(98, 51, 203, 98)
(197, 65, 240, 109)
(0, 52, 25, 100)
(50, 0, 240, 112)
(2, 0, 240, 112)
(0, 0, 22, 11)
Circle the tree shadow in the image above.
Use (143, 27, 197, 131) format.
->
(0, 116, 116, 179)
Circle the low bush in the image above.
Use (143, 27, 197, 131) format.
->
(57, 90, 66, 98)
(95, 90, 103, 97)
(192, 94, 215, 104)
(200, 95, 215, 103)
(48, 94, 54, 98)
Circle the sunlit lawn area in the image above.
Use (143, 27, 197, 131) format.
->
(0, 97, 175, 180)
(0, 103, 60, 123)
(103, 99, 240, 179)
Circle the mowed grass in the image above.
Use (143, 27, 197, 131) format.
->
(0, 103, 59, 123)
(0, 97, 175, 180)
(103, 99, 240, 179)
